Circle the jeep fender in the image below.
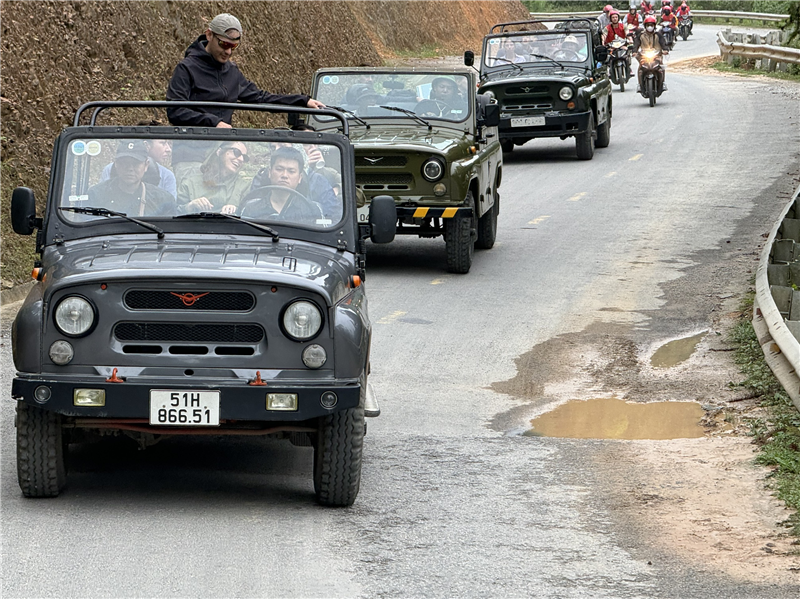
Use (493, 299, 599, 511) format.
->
(333, 286, 370, 380)
(12, 283, 44, 373)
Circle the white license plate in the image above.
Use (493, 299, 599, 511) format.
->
(149, 390, 220, 426)
(511, 116, 545, 127)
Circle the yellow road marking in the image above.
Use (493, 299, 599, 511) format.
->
(442, 207, 458, 218)
(568, 192, 587, 202)
(431, 278, 446, 285)
(528, 215, 551, 225)
(413, 207, 429, 218)
(377, 310, 407, 325)
(605, 171, 617, 178)
(629, 154, 643, 161)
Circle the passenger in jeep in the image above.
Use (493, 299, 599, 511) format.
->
(177, 141, 251, 214)
(87, 141, 176, 216)
(240, 146, 324, 224)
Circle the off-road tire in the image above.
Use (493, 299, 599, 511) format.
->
(16, 402, 66, 498)
(596, 113, 611, 149)
(313, 383, 365, 507)
(445, 192, 475, 273)
(500, 139, 514, 153)
(575, 112, 595, 160)
(476, 190, 498, 250)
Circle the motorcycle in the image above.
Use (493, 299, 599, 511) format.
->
(608, 38, 632, 92)
(660, 23, 676, 50)
(678, 16, 692, 40)
(637, 49, 665, 107)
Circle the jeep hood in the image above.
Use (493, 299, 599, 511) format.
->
(348, 126, 470, 154)
(40, 235, 354, 305)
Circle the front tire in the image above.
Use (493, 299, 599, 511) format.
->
(596, 113, 611, 148)
(617, 64, 626, 92)
(313, 384, 365, 507)
(17, 402, 66, 498)
(445, 191, 476, 273)
(500, 139, 514, 153)
(575, 112, 595, 160)
(476, 189, 498, 250)
(647, 78, 656, 107)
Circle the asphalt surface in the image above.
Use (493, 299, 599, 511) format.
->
(2, 25, 800, 598)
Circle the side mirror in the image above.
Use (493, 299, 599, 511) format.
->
(483, 103, 500, 128)
(369, 195, 396, 244)
(594, 45, 609, 62)
(464, 50, 475, 67)
(11, 187, 37, 236)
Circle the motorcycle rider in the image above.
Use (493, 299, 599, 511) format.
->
(604, 11, 631, 79)
(624, 6, 641, 32)
(632, 15, 669, 93)
(641, 0, 655, 18)
(676, 1, 693, 35)
(598, 4, 613, 30)
(660, 6, 678, 47)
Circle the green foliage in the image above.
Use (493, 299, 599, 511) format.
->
(728, 298, 800, 536)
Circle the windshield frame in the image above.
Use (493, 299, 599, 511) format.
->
(310, 69, 475, 130)
(43, 126, 359, 252)
(480, 30, 592, 74)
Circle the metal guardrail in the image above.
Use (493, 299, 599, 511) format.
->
(717, 30, 800, 69)
(529, 10, 788, 22)
(753, 182, 800, 414)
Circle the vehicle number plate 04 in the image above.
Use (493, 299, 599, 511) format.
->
(511, 116, 545, 127)
(149, 390, 220, 426)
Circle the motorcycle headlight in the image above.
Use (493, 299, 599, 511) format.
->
(482, 90, 495, 101)
(421, 158, 444, 182)
(559, 86, 574, 101)
(54, 296, 96, 337)
(282, 300, 323, 341)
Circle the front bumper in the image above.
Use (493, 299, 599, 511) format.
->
(499, 110, 592, 139)
(396, 206, 473, 220)
(12, 375, 360, 422)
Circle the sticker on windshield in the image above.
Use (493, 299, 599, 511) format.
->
(489, 39, 499, 45)
(316, 219, 333, 226)
(86, 141, 102, 156)
(330, 76, 339, 84)
(322, 76, 332, 85)
(71, 141, 86, 156)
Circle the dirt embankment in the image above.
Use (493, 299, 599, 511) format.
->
(0, 0, 528, 285)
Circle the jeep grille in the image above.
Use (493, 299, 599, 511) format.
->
(506, 85, 550, 95)
(356, 156, 408, 167)
(503, 103, 553, 111)
(356, 173, 413, 191)
(124, 290, 255, 311)
(114, 322, 265, 343)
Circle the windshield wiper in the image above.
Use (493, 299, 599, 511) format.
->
(378, 105, 432, 130)
(174, 212, 280, 242)
(489, 57, 525, 72)
(58, 206, 164, 239)
(529, 53, 568, 69)
(328, 105, 371, 129)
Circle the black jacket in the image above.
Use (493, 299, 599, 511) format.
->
(166, 35, 309, 128)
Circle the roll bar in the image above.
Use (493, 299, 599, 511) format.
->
(73, 101, 349, 136)
(490, 17, 598, 33)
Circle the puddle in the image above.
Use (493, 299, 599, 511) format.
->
(524, 397, 705, 440)
(650, 332, 706, 368)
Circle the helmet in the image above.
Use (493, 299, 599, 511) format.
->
(629, 6, 636, 11)
(662, 6, 672, 15)
(562, 35, 580, 51)
(644, 15, 657, 25)
(604, 4, 613, 12)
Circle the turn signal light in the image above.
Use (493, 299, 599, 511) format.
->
(350, 275, 362, 288)
(31, 267, 41, 280)
(567, 101, 576, 110)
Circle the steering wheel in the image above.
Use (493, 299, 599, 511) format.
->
(238, 185, 315, 218)
(414, 99, 452, 118)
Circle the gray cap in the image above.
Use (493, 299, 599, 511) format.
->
(208, 13, 242, 38)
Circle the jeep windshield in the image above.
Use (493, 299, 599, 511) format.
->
(312, 72, 471, 124)
(58, 137, 345, 231)
(483, 31, 591, 69)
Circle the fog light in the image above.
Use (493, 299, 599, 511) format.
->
(267, 393, 298, 411)
(74, 388, 105, 407)
(302, 344, 327, 369)
(34, 386, 51, 404)
(49, 340, 74, 365)
(433, 183, 447, 196)
(320, 391, 338, 409)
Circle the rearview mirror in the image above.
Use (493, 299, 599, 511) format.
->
(483, 103, 500, 128)
(369, 196, 397, 244)
(11, 187, 37, 236)
(594, 45, 609, 62)
(464, 50, 475, 67)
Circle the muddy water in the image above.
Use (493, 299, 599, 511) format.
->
(650, 332, 706, 368)
(525, 397, 705, 440)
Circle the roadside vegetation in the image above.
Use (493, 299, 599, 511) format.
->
(729, 291, 800, 537)
(711, 59, 800, 80)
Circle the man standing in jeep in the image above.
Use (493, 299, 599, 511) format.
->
(166, 13, 325, 177)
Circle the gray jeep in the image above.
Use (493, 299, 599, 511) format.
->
(9, 101, 397, 506)
(477, 18, 612, 159)
(304, 67, 503, 274)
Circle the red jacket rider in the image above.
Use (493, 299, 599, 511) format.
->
(604, 12, 627, 44)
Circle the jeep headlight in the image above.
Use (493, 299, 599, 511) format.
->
(421, 158, 444, 182)
(282, 300, 323, 341)
(54, 296, 95, 336)
(559, 86, 574, 101)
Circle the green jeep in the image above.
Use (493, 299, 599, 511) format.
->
(477, 18, 612, 159)
(305, 67, 502, 274)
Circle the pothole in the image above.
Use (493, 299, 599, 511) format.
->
(650, 331, 707, 368)
(524, 397, 706, 440)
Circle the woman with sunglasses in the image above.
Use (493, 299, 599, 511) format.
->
(177, 142, 251, 214)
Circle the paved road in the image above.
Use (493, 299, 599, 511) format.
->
(2, 24, 799, 598)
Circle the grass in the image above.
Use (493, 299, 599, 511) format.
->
(728, 291, 800, 537)
(711, 59, 800, 82)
